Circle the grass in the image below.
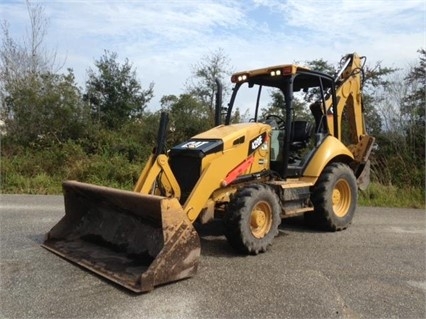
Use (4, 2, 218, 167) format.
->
(0, 148, 141, 194)
(358, 182, 425, 209)
(1, 172, 63, 194)
(1, 143, 424, 208)
(2, 169, 424, 210)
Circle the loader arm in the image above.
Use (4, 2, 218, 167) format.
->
(134, 154, 181, 200)
(134, 124, 270, 223)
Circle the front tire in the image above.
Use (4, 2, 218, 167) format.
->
(308, 163, 357, 231)
(224, 184, 281, 254)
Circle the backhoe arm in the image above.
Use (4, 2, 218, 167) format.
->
(326, 53, 366, 143)
(325, 53, 375, 187)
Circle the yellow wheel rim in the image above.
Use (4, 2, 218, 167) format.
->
(250, 201, 272, 238)
(332, 179, 351, 217)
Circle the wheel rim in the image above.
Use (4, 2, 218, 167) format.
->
(250, 201, 273, 238)
(332, 178, 351, 217)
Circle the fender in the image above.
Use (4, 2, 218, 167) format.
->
(303, 135, 354, 179)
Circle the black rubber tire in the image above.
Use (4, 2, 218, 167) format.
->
(224, 184, 281, 254)
(307, 162, 357, 231)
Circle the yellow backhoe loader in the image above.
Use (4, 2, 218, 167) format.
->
(43, 53, 375, 293)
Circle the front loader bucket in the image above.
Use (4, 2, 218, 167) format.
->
(42, 181, 201, 293)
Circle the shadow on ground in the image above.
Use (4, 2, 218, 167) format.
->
(195, 215, 322, 257)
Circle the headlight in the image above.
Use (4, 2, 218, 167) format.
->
(270, 69, 282, 76)
(231, 73, 249, 83)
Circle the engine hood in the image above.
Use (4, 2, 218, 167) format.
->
(169, 123, 270, 158)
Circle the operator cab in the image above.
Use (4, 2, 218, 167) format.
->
(227, 65, 337, 179)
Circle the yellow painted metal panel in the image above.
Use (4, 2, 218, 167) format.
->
(303, 136, 354, 177)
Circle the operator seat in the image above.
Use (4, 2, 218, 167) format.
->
(309, 102, 327, 133)
(290, 120, 313, 151)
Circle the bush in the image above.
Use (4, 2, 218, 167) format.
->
(0, 129, 149, 194)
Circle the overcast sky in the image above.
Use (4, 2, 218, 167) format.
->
(1, 0, 425, 110)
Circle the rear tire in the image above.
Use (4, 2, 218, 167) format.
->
(308, 162, 357, 231)
(224, 184, 281, 254)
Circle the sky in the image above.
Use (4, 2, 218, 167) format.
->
(1, 0, 425, 111)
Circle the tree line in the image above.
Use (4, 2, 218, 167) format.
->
(0, 1, 424, 207)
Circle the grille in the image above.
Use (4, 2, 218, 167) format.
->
(169, 155, 201, 204)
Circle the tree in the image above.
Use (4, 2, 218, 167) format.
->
(361, 62, 397, 137)
(402, 49, 425, 163)
(185, 49, 233, 124)
(0, 0, 85, 146)
(305, 58, 337, 75)
(0, 1, 58, 82)
(0, 0, 61, 124)
(261, 89, 310, 121)
(4, 69, 88, 145)
(160, 94, 210, 146)
(84, 50, 154, 129)
(261, 90, 285, 118)
(364, 49, 424, 189)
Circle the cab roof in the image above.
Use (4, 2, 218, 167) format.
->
(231, 64, 311, 83)
(230, 64, 334, 91)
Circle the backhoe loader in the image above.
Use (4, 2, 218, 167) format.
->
(43, 53, 375, 293)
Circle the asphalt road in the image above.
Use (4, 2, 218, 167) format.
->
(1, 194, 425, 319)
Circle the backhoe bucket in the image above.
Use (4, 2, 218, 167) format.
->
(42, 181, 201, 293)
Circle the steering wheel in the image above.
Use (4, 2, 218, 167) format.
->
(265, 114, 285, 129)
